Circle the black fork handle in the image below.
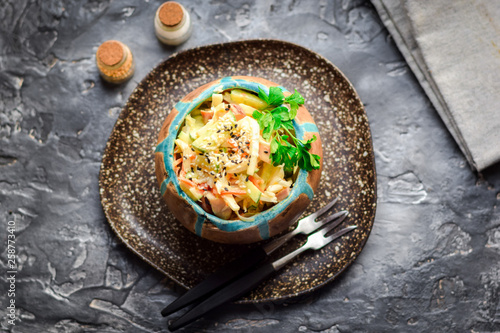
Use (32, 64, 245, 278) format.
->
(168, 262, 276, 331)
(161, 246, 267, 316)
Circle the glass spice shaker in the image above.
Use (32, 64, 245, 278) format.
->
(96, 40, 135, 84)
(154, 1, 193, 45)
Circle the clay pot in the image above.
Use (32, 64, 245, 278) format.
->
(154, 76, 322, 244)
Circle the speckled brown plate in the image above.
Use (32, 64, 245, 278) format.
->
(99, 39, 376, 303)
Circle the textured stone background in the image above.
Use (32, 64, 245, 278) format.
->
(1, 0, 499, 332)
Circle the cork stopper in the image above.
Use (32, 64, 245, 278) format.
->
(96, 40, 134, 84)
(159, 2, 184, 27)
(97, 41, 124, 67)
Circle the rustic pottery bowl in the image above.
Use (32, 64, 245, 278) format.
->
(154, 76, 323, 244)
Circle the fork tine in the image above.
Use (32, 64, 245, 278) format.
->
(323, 225, 357, 243)
(317, 210, 348, 228)
(306, 197, 339, 221)
(317, 216, 345, 237)
(263, 203, 346, 255)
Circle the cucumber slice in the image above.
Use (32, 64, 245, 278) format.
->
(185, 114, 197, 129)
(193, 115, 204, 123)
(239, 103, 256, 116)
(179, 181, 203, 201)
(260, 162, 274, 183)
(184, 114, 205, 141)
(245, 180, 262, 203)
(230, 89, 267, 109)
(178, 131, 192, 144)
(189, 118, 205, 140)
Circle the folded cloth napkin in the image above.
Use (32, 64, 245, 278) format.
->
(371, 0, 500, 171)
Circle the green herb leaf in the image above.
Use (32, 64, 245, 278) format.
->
(252, 110, 263, 120)
(288, 101, 298, 120)
(295, 135, 320, 171)
(258, 87, 269, 105)
(267, 87, 285, 106)
(256, 86, 320, 172)
(284, 89, 305, 105)
(310, 152, 321, 169)
(271, 137, 280, 153)
(271, 106, 290, 121)
(262, 116, 274, 140)
(260, 112, 274, 128)
(272, 139, 297, 174)
(281, 120, 294, 130)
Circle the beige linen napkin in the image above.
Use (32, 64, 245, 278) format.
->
(371, 0, 500, 171)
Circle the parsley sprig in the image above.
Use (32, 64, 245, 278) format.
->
(252, 87, 321, 173)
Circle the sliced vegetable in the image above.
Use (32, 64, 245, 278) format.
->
(223, 91, 233, 103)
(177, 131, 192, 144)
(220, 185, 247, 196)
(212, 93, 223, 107)
(238, 103, 256, 116)
(213, 102, 227, 118)
(259, 190, 277, 203)
(245, 180, 262, 203)
(222, 194, 240, 212)
(226, 162, 247, 174)
(185, 114, 205, 140)
(229, 104, 246, 120)
(201, 109, 213, 123)
(179, 177, 204, 201)
(267, 165, 285, 188)
(259, 161, 282, 188)
(230, 89, 268, 109)
(237, 116, 260, 175)
(185, 114, 197, 129)
(248, 174, 264, 191)
(267, 184, 284, 193)
(175, 139, 195, 173)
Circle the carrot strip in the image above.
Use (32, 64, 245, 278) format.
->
(201, 110, 213, 123)
(227, 138, 238, 149)
(248, 175, 264, 191)
(179, 176, 196, 187)
(220, 190, 247, 195)
(173, 158, 183, 167)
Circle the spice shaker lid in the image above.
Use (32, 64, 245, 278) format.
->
(158, 2, 184, 27)
(97, 41, 124, 67)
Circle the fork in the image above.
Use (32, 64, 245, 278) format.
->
(261, 197, 347, 256)
(161, 197, 348, 317)
(168, 220, 357, 330)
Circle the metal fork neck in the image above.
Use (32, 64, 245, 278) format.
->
(271, 244, 309, 271)
(262, 229, 299, 255)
